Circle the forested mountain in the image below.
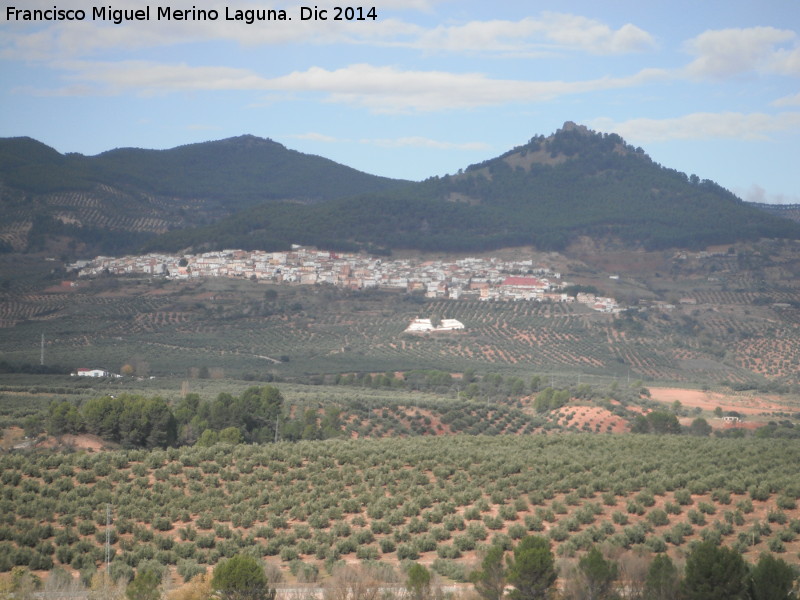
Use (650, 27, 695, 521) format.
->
(145, 122, 800, 254)
(2, 124, 798, 257)
(0, 135, 406, 255)
(747, 202, 800, 223)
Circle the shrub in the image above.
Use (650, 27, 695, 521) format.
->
(636, 491, 656, 507)
(177, 559, 206, 583)
(687, 510, 706, 526)
(626, 501, 645, 516)
(77, 521, 97, 536)
(431, 558, 467, 582)
(697, 501, 716, 515)
(749, 485, 771, 502)
(396, 544, 418, 560)
(647, 509, 669, 527)
(645, 535, 667, 553)
(767, 537, 786, 553)
(508, 524, 527, 540)
(612, 511, 628, 525)
(279, 547, 299, 562)
(356, 546, 379, 561)
(711, 489, 731, 505)
(767, 509, 788, 525)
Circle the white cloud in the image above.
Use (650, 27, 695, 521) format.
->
(592, 112, 800, 142)
(539, 12, 655, 55)
(410, 13, 655, 56)
(263, 64, 666, 112)
(24, 60, 668, 111)
(0, 3, 422, 60)
(772, 45, 800, 76)
(19, 60, 268, 96)
(684, 27, 797, 79)
(773, 92, 800, 107)
(1, 6, 654, 61)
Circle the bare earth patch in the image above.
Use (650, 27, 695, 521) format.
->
(38, 433, 109, 451)
(648, 387, 791, 415)
(554, 405, 629, 433)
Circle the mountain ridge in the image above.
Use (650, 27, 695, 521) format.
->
(1, 124, 798, 257)
(144, 122, 799, 255)
(0, 134, 408, 255)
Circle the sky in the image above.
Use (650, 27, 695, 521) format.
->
(1, 0, 799, 203)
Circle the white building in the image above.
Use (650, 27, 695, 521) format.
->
(405, 318, 465, 333)
(74, 368, 109, 377)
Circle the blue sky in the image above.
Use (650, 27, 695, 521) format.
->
(1, 0, 799, 203)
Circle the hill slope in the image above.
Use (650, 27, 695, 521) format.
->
(147, 123, 800, 254)
(0, 135, 406, 255)
(747, 202, 800, 223)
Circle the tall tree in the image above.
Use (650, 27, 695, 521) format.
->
(750, 552, 797, 600)
(47, 401, 84, 435)
(406, 563, 431, 600)
(470, 545, 506, 600)
(506, 536, 557, 600)
(212, 554, 274, 600)
(688, 417, 712, 437)
(125, 569, 160, 600)
(682, 542, 749, 600)
(643, 554, 681, 600)
(576, 547, 618, 600)
(646, 411, 681, 434)
(237, 386, 284, 442)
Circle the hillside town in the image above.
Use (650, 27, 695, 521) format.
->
(69, 246, 621, 312)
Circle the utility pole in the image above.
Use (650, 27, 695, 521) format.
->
(105, 504, 112, 577)
(40, 333, 45, 366)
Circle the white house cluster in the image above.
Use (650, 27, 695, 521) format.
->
(69, 246, 620, 312)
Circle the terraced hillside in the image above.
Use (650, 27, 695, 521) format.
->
(0, 279, 748, 382)
(4, 239, 800, 387)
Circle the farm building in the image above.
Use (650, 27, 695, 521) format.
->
(74, 368, 110, 377)
(405, 318, 465, 333)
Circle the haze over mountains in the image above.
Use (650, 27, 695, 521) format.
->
(1, 123, 798, 258)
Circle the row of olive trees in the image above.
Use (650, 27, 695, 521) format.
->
(3, 436, 800, 581)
